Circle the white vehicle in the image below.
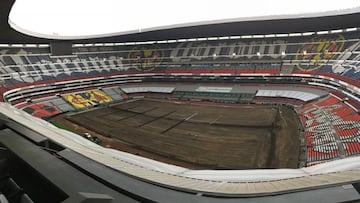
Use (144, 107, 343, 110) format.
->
(83, 132, 92, 139)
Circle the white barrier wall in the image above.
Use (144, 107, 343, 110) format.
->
(256, 89, 320, 101)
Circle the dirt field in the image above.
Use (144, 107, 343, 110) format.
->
(58, 99, 300, 169)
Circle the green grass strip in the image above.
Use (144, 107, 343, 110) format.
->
(51, 121, 79, 135)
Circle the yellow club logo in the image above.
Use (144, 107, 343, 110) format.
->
(295, 35, 345, 72)
(128, 46, 163, 71)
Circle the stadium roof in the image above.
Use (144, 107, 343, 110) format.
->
(1, 0, 360, 43)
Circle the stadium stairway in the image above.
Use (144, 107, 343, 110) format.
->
(280, 64, 295, 74)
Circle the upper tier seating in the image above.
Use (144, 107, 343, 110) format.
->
(0, 31, 358, 88)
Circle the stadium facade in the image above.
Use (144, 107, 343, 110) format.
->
(0, 0, 359, 202)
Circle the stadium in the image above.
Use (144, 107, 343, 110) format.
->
(0, 0, 360, 202)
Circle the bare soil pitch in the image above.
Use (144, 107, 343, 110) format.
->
(60, 99, 300, 169)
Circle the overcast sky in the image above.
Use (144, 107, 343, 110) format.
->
(9, 0, 360, 38)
